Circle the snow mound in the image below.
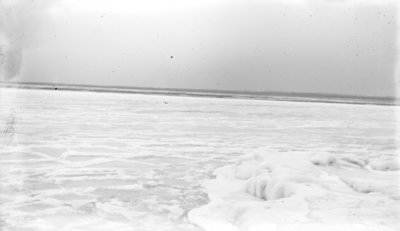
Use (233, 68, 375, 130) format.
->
(310, 153, 337, 166)
(234, 153, 263, 180)
(340, 177, 379, 194)
(312, 153, 371, 169)
(339, 154, 368, 168)
(368, 157, 400, 171)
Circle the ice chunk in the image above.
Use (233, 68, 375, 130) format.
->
(246, 173, 296, 200)
(241, 152, 321, 201)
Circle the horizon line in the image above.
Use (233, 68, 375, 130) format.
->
(0, 81, 398, 106)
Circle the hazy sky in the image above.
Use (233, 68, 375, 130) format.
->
(1, 0, 399, 97)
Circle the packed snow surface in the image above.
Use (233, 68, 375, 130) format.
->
(0, 88, 399, 231)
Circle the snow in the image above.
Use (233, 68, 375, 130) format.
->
(189, 151, 400, 230)
(1, 88, 399, 231)
(310, 153, 337, 166)
(369, 157, 400, 171)
(187, 97, 400, 230)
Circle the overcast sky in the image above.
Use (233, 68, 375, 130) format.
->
(0, 0, 399, 97)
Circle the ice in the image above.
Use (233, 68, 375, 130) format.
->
(1, 88, 399, 230)
(0, 88, 249, 230)
(188, 104, 400, 230)
(310, 153, 337, 166)
(369, 157, 400, 171)
(190, 149, 400, 230)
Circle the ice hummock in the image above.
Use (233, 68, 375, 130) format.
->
(189, 148, 400, 231)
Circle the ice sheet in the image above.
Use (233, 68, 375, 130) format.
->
(0, 88, 399, 230)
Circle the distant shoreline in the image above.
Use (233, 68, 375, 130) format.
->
(0, 81, 398, 106)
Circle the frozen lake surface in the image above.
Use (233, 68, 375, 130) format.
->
(0, 88, 399, 230)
